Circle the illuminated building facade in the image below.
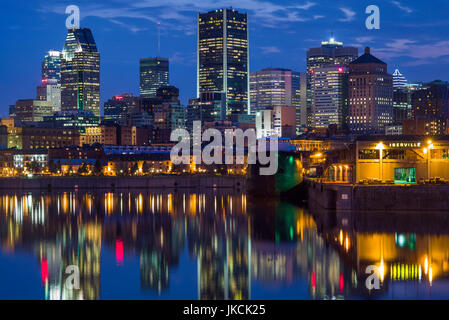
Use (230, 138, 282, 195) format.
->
(348, 47, 393, 134)
(393, 69, 407, 88)
(250, 68, 301, 113)
(198, 8, 249, 118)
(411, 82, 449, 136)
(307, 39, 358, 127)
(140, 57, 169, 97)
(104, 94, 139, 125)
(37, 78, 61, 112)
(311, 65, 348, 129)
(61, 28, 100, 117)
(42, 50, 61, 84)
(13, 99, 54, 124)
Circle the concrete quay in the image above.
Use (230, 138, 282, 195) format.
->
(307, 180, 449, 212)
(0, 175, 246, 191)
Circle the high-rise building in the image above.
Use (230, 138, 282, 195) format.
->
(250, 68, 301, 113)
(348, 47, 393, 134)
(12, 99, 54, 124)
(60, 28, 100, 118)
(140, 57, 169, 97)
(104, 94, 139, 125)
(311, 65, 348, 129)
(307, 39, 358, 127)
(393, 69, 407, 88)
(42, 50, 61, 84)
(198, 8, 249, 117)
(37, 79, 61, 112)
(411, 81, 449, 135)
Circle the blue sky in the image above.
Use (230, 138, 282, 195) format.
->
(1, 0, 449, 116)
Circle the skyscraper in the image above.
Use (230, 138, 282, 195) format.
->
(60, 28, 100, 117)
(250, 68, 301, 112)
(348, 47, 393, 134)
(42, 50, 61, 83)
(307, 39, 358, 127)
(140, 57, 169, 97)
(411, 81, 449, 135)
(311, 65, 348, 129)
(198, 8, 249, 118)
(393, 69, 407, 88)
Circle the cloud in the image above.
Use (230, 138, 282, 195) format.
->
(260, 46, 281, 54)
(375, 39, 449, 65)
(39, 0, 318, 34)
(338, 8, 356, 22)
(391, 1, 413, 14)
(109, 19, 148, 33)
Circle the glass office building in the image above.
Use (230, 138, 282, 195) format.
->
(42, 50, 61, 83)
(140, 57, 169, 97)
(60, 28, 100, 117)
(198, 8, 249, 118)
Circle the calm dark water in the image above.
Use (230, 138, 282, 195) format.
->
(0, 190, 448, 300)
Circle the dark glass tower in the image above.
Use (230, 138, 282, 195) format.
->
(60, 28, 100, 118)
(198, 8, 249, 118)
(42, 50, 61, 83)
(140, 57, 169, 97)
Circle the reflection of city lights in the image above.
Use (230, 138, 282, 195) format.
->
(429, 266, 433, 285)
(424, 257, 429, 274)
(378, 261, 385, 282)
(41, 259, 49, 285)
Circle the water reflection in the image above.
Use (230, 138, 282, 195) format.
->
(0, 191, 449, 300)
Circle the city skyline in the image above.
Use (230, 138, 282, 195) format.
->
(2, 1, 449, 117)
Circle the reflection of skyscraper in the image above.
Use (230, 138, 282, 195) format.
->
(140, 57, 169, 97)
(198, 8, 249, 118)
(61, 28, 100, 117)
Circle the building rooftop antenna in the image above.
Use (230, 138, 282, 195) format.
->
(157, 22, 161, 57)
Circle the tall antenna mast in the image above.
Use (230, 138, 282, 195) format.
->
(157, 22, 161, 57)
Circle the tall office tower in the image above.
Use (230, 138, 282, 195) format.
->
(42, 50, 61, 83)
(60, 28, 100, 117)
(307, 38, 358, 127)
(140, 57, 169, 97)
(198, 8, 249, 118)
(311, 65, 348, 129)
(393, 87, 410, 123)
(393, 69, 407, 88)
(37, 78, 61, 112)
(104, 94, 139, 125)
(410, 81, 449, 135)
(348, 47, 393, 134)
(250, 68, 301, 112)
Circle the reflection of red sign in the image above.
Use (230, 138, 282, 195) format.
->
(340, 273, 344, 292)
(41, 259, 49, 284)
(116, 238, 124, 264)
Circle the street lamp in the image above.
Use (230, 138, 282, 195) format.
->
(375, 142, 386, 181)
(424, 140, 434, 180)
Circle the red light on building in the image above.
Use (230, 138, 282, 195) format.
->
(338, 67, 344, 73)
(41, 79, 48, 84)
(310, 69, 315, 74)
(41, 259, 49, 284)
(114, 96, 123, 101)
(116, 238, 124, 264)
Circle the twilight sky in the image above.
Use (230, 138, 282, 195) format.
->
(1, 0, 449, 116)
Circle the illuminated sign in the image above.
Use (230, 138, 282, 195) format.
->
(388, 142, 422, 148)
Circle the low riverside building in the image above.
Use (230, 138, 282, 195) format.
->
(323, 135, 449, 184)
